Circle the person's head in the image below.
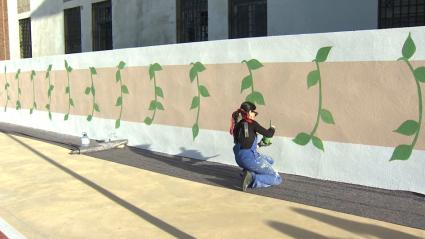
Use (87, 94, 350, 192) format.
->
(240, 101, 258, 120)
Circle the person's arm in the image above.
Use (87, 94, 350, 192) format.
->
(253, 121, 275, 138)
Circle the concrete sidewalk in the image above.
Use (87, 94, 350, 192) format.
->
(0, 132, 424, 239)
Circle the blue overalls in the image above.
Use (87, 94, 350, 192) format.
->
(233, 137, 283, 188)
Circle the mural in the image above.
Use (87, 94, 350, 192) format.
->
(29, 70, 37, 114)
(241, 59, 265, 105)
(85, 67, 100, 122)
(189, 62, 209, 140)
(0, 32, 423, 162)
(391, 33, 424, 161)
(64, 60, 74, 121)
(114, 61, 128, 128)
(3, 66, 10, 112)
(293, 47, 335, 151)
(45, 64, 54, 120)
(145, 63, 164, 125)
(15, 69, 21, 110)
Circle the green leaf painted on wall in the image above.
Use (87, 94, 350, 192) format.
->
(121, 85, 129, 94)
(394, 120, 419, 136)
(65, 86, 70, 94)
(194, 62, 206, 72)
(115, 119, 121, 128)
(116, 71, 121, 82)
(47, 64, 52, 72)
(246, 59, 263, 70)
(199, 85, 210, 97)
(87, 115, 93, 121)
(48, 112, 52, 120)
(91, 86, 96, 96)
(69, 98, 74, 107)
(45, 104, 50, 110)
(64, 114, 69, 121)
(312, 136, 324, 151)
(307, 70, 320, 88)
(189, 67, 197, 82)
(241, 75, 253, 93)
(90, 67, 97, 75)
(149, 63, 163, 79)
(118, 61, 126, 70)
(144, 117, 153, 125)
(192, 123, 199, 139)
(246, 91, 265, 105)
(316, 47, 332, 62)
(414, 67, 425, 83)
(156, 101, 164, 110)
(320, 109, 335, 124)
(293, 132, 311, 145)
(15, 69, 21, 79)
(94, 103, 100, 112)
(149, 100, 157, 110)
(155, 86, 164, 98)
(190, 96, 200, 109)
(85, 87, 91, 95)
(402, 33, 416, 60)
(390, 144, 412, 161)
(116, 96, 123, 106)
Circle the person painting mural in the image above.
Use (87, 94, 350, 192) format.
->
(230, 101, 283, 191)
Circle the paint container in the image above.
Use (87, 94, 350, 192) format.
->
(81, 132, 90, 146)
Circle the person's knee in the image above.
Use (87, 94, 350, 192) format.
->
(274, 174, 283, 185)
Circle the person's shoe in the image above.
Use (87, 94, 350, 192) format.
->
(239, 169, 247, 177)
(241, 170, 253, 192)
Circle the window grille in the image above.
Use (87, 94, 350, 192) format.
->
(229, 0, 267, 39)
(379, 0, 425, 28)
(19, 18, 31, 58)
(64, 7, 82, 54)
(177, 0, 208, 43)
(92, 0, 112, 51)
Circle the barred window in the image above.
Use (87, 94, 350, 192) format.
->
(92, 0, 112, 51)
(64, 7, 82, 54)
(19, 18, 31, 58)
(229, 0, 267, 39)
(17, 0, 30, 14)
(177, 0, 208, 43)
(379, 0, 425, 28)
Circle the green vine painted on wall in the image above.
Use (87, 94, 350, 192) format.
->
(15, 69, 21, 110)
(241, 59, 265, 105)
(293, 46, 335, 151)
(4, 66, 10, 112)
(45, 64, 54, 120)
(145, 63, 164, 125)
(64, 60, 74, 120)
(189, 62, 209, 140)
(85, 67, 100, 121)
(391, 33, 424, 161)
(29, 70, 37, 114)
(115, 61, 128, 128)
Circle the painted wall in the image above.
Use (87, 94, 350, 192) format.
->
(1, 27, 425, 195)
(268, 0, 379, 36)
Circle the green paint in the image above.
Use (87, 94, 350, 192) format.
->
(29, 70, 37, 114)
(64, 60, 74, 121)
(241, 59, 265, 105)
(189, 62, 208, 140)
(145, 63, 164, 125)
(45, 64, 53, 120)
(293, 46, 334, 152)
(4, 66, 10, 112)
(115, 61, 127, 128)
(15, 69, 21, 110)
(85, 67, 100, 121)
(391, 33, 422, 161)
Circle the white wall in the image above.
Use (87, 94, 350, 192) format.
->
(6, 0, 18, 59)
(268, 0, 379, 36)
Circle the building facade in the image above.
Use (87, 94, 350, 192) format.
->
(0, 0, 9, 60)
(2, 0, 425, 60)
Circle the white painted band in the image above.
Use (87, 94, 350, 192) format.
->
(0, 217, 26, 239)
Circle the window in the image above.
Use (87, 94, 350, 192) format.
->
(229, 0, 267, 39)
(92, 0, 112, 51)
(19, 18, 31, 58)
(177, 0, 208, 43)
(64, 7, 82, 54)
(17, 0, 30, 14)
(379, 0, 425, 28)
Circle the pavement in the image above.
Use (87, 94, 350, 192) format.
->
(0, 129, 425, 238)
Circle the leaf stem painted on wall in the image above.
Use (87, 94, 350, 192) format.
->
(145, 63, 164, 125)
(4, 66, 10, 112)
(15, 69, 21, 110)
(391, 33, 423, 161)
(115, 61, 127, 128)
(293, 47, 334, 152)
(241, 59, 265, 105)
(29, 70, 37, 114)
(64, 60, 74, 120)
(85, 67, 100, 121)
(45, 64, 54, 120)
(189, 62, 208, 140)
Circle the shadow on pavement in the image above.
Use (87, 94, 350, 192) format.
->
(7, 134, 196, 239)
